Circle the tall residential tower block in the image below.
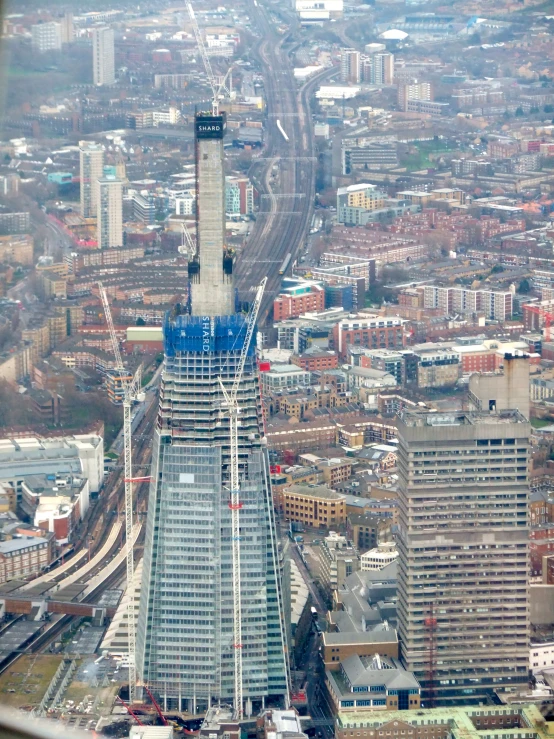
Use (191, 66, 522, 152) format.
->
(93, 26, 115, 86)
(79, 141, 104, 219)
(397, 410, 530, 706)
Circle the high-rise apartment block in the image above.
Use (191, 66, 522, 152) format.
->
(398, 80, 432, 112)
(92, 26, 115, 86)
(397, 409, 530, 705)
(372, 52, 394, 84)
(342, 48, 394, 85)
(97, 176, 123, 249)
(60, 13, 74, 44)
(31, 22, 62, 52)
(79, 141, 104, 218)
(341, 48, 361, 84)
(362, 52, 394, 84)
(136, 111, 289, 711)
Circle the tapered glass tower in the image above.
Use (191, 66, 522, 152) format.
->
(136, 112, 289, 712)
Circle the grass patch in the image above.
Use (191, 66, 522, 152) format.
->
(401, 140, 454, 172)
(0, 654, 63, 709)
(141, 371, 154, 387)
(531, 417, 552, 429)
(7, 68, 50, 78)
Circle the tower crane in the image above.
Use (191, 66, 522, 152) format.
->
(186, 0, 232, 116)
(179, 220, 196, 259)
(98, 282, 144, 704)
(218, 277, 267, 720)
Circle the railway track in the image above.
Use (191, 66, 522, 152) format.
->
(0, 399, 157, 673)
(235, 0, 318, 323)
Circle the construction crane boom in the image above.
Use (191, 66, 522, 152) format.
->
(186, 0, 232, 116)
(116, 697, 144, 726)
(99, 283, 124, 371)
(99, 282, 142, 704)
(218, 277, 267, 720)
(180, 221, 196, 259)
(143, 685, 169, 726)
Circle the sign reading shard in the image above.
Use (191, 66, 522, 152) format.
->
(195, 113, 226, 139)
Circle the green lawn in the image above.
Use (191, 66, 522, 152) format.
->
(401, 141, 454, 172)
(531, 417, 552, 429)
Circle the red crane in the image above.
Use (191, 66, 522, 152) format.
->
(144, 685, 169, 727)
(525, 304, 554, 342)
(116, 696, 144, 726)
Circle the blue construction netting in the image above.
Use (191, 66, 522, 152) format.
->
(163, 313, 255, 357)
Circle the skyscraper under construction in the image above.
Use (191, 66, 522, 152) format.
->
(136, 113, 289, 712)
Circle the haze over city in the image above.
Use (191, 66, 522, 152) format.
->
(1, 0, 554, 738)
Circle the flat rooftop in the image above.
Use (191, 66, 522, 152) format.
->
(286, 484, 345, 501)
(400, 409, 528, 427)
(200, 706, 237, 730)
(323, 630, 398, 646)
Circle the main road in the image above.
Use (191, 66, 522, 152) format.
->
(235, 1, 333, 322)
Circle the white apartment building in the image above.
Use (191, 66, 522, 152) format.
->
(175, 193, 196, 216)
(93, 26, 115, 86)
(31, 22, 62, 52)
(259, 365, 311, 393)
(152, 107, 181, 127)
(79, 141, 104, 218)
(97, 176, 123, 249)
(531, 642, 554, 674)
(424, 285, 513, 321)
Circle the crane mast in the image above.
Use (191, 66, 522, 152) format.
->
(218, 277, 267, 720)
(98, 282, 142, 703)
(186, 0, 232, 116)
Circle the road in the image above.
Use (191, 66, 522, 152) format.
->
(235, 0, 322, 323)
(289, 543, 334, 739)
(7, 215, 75, 307)
(43, 216, 75, 258)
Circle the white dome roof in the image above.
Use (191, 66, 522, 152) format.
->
(379, 29, 409, 40)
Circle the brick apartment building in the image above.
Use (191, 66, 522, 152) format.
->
(273, 283, 325, 320)
(333, 314, 405, 358)
(291, 351, 339, 371)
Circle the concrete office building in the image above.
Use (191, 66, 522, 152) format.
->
(31, 22, 62, 52)
(97, 176, 123, 249)
(79, 141, 104, 218)
(319, 532, 360, 593)
(468, 354, 530, 420)
(92, 26, 115, 86)
(136, 111, 289, 710)
(396, 409, 530, 705)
